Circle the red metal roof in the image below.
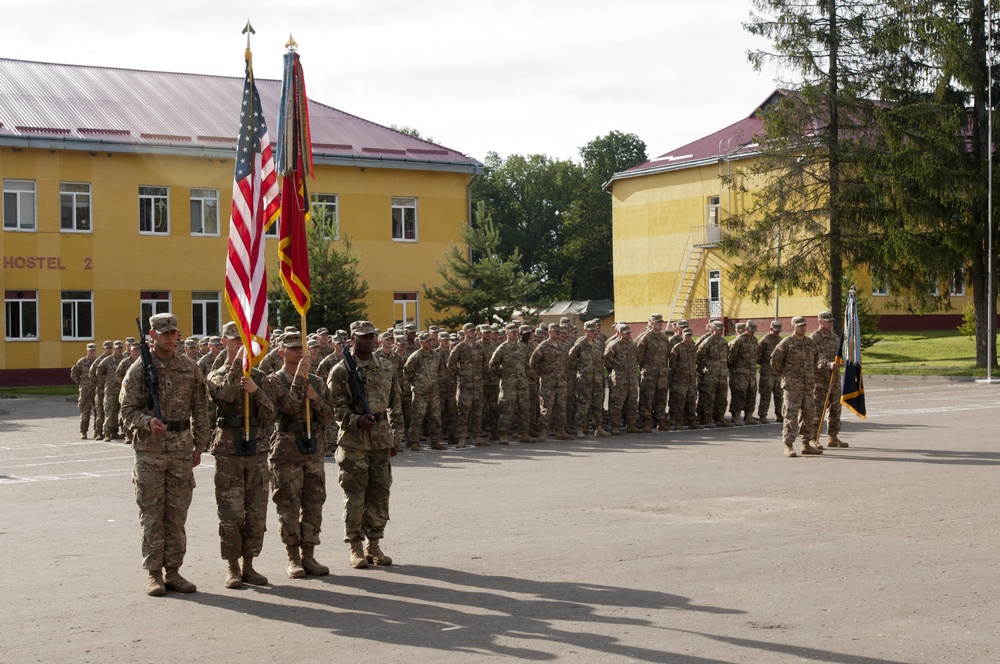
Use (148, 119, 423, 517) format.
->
(0, 58, 480, 171)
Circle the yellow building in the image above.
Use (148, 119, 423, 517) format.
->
(0, 58, 481, 384)
(606, 92, 970, 331)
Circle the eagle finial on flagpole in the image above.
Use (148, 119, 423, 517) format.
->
(286, 33, 298, 51)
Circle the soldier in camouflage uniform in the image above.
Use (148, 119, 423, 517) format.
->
(115, 342, 141, 443)
(756, 321, 784, 423)
(404, 331, 444, 450)
(449, 323, 487, 446)
(480, 325, 501, 441)
(604, 323, 640, 434)
(262, 332, 336, 579)
(208, 324, 277, 589)
(101, 341, 127, 441)
(568, 320, 608, 437)
(636, 313, 671, 432)
(728, 322, 759, 426)
(315, 331, 346, 456)
(524, 325, 543, 437)
(392, 334, 413, 440)
(120, 313, 210, 597)
(697, 321, 732, 428)
(435, 332, 459, 445)
(90, 341, 113, 439)
(257, 332, 286, 375)
(810, 311, 846, 448)
(770, 316, 822, 457)
(489, 323, 535, 444)
(668, 327, 700, 429)
(315, 328, 334, 361)
(71, 343, 99, 439)
(529, 324, 573, 441)
(329, 320, 404, 569)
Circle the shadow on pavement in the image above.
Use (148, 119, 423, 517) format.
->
(671, 629, 913, 664)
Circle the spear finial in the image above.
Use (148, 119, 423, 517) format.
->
(286, 33, 298, 51)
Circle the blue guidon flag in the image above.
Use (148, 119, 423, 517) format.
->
(839, 286, 866, 418)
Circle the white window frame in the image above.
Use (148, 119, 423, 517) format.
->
(139, 186, 170, 235)
(708, 270, 722, 318)
(265, 220, 278, 238)
(705, 195, 721, 227)
(393, 291, 419, 329)
(140, 291, 172, 327)
(311, 193, 339, 240)
(60, 182, 92, 233)
(391, 197, 418, 242)
(872, 273, 889, 297)
(5, 290, 39, 341)
(3, 180, 36, 231)
(951, 268, 966, 296)
(61, 290, 94, 340)
(191, 291, 221, 337)
(190, 188, 220, 236)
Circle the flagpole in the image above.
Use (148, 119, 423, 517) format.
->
(242, 19, 255, 439)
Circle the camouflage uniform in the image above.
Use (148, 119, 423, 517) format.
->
(771, 326, 819, 454)
(757, 328, 784, 422)
(328, 340, 403, 550)
(390, 344, 412, 438)
(120, 342, 210, 574)
(480, 331, 501, 440)
(208, 362, 276, 563)
(489, 334, 531, 439)
(604, 333, 639, 432)
(525, 333, 542, 435)
(529, 335, 570, 438)
(90, 350, 112, 438)
(102, 350, 127, 439)
(636, 327, 671, 430)
(448, 332, 485, 443)
(435, 338, 459, 444)
(71, 352, 97, 437)
(810, 325, 843, 442)
(263, 365, 334, 551)
(728, 332, 758, 424)
(315, 349, 344, 455)
(404, 344, 443, 447)
(697, 332, 730, 426)
(668, 333, 699, 427)
(257, 347, 284, 376)
(568, 332, 605, 434)
(115, 354, 138, 442)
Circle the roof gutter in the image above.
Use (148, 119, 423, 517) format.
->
(602, 151, 761, 192)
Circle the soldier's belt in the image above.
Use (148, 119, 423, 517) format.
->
(217, 416, 261, 428)
(165, 420, 191, 432)
(274, 421, 308, 433)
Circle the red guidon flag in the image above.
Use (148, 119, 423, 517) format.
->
(276, 49, 313, 316)
(224, 47, 279, 368)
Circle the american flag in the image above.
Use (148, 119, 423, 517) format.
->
(224, 53, 279, 369)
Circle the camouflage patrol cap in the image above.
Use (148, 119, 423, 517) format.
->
(350, 320, 377, 336)
(149, 313, 180, 334)
(283, 326, 299, 334)
(505, 323, 518, 332)
(711, 321, 724, 330)
(463, 323, 476, 332)
(429, 325, 440, 332)
(560, 316, 570, 325)
(316, 327, 329, 335)
(306, 336, 319, 348)
(747, 320, 758, 329)
(770, 320, 783, 330)
(209, 336, 222, 344)
(379, 331, 393, 341)
(735, 322, 746, 332)
(198, 336, 210, 346)
(677, 319, 689, 328)
(86, 343, 97, 350)
(184, 338, 198, 348)
(418, 331, 432, 342)
(125, 337, 136, 345)
(584, 320, 598, 331)
(618, 324, 632, 334)
(478, 324, 490, 333)
(791, 316, 807, 326)
(449, 333, 459, 342)
(519, 324, 532, 333)
(113, 340, 124, 348)
(102, 340, 113, 348)
(818, 311, 834, 321)
(682, 327, 694, 336)
(538, 322, 549, 331)
(404, 323, 416, 331)
(282, 333, 303, 348)
(650, 313, 663, 322)
(438, 331, 451, 340)
(394, 334, 407, 343)
(222, 322, 240, 339)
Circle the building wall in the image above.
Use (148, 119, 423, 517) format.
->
(611, 157, 972, 328)
(1, 147, 471, 376)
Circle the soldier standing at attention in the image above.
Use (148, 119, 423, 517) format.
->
(208, 324, 277, 589)
(101, 341, 127, 441)
(404, 331, 445, 450)
(263, 332, 335, 579)
(529, 324, 573, 441)
(115, 342, 142, 443)
(90, 340, 114, 440)
(328, 320, 403, 569)
(770, 316, 822, 457)
(636, 313, 671, 432)
(435, 332, 459, 446)
(756, 321, 784, 423)
(728, 323, 759, 426)
(449, 323, 487, 447)
(697, 321, 732, 428)
(490, 323, 535, 444)
(568, 320, 608, 437)
(120, 313, 210, 596)
(604, 323, 640, 434)
(392, 333, 413, 440)
(810, 311, 847, 448)
(71, 343, 99, 439)
(480, 325, 501, 442)
(668, 327, 700, 430)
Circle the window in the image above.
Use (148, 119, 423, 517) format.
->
(951, 268, 966, 296)
(705, 195, 721, 226)
(191, 291, 221, 337)
(393, 291, 419, 328)
(5, 290, 38, 340)
(60, 182, 91, 232)
(139, 186, 169, 234)
(391, 197, 417, 241)
(140, 291, 171, 328)
(708, 270, 722, 318)
(265, 220, 278, 238)
(872, 273, 889, 296)
(3, 180, 36, 231)
(190, 188, 219, 236)
(311, 193, 339, 240)
(61, 290, 93, 340)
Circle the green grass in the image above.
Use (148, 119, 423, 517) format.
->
(864, 330, 996, 376)
(0, 385, 79, 397)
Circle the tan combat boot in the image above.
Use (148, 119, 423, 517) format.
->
(225, 559, 243, 589)
(365, 539, 393, 566)
(800, 443, 823, 455)
(757, 415, 769, 424)
(408, 441, 421, 451)
(609, 426, 620, 435)
(472, 436, 490, 446)
(520, 432, 538, 443)
(301, 546, 330, 576)
(537, 428, 549, 442)
(555, 430, 573, 440)
(430, 441, 448, 450)
(147, 570, 166, 597)
(286, 544, 306, 578)
(784, 443, 797, 458)
(828, 434, 848, 448)
(497, 435, 509, 445)
(715, 418, 732, 428)
(595, 426, 611, 437)
(349, 538, 369, 569)
(241, 557, 268, 585)
(688, 420, 702, 430)
(625, 424, 642, 434)
(641, 424, 652, 433)
(575, 428, 585, 439)
(164, 567, 197, 593)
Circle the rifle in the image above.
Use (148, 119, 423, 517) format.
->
(135, 317, 164, 423)
(336, 331, 371, 418)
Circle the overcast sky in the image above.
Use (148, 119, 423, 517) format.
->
(1, 0, 780, 163)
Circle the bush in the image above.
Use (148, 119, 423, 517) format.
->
(958, 303, 976, 337)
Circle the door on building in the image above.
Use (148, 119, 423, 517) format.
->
(708, 270, 722, 318)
